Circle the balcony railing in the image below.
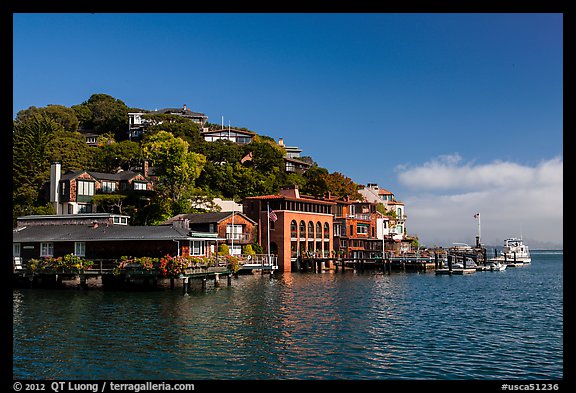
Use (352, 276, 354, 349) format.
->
(347, 213, 371, 220)
(226, 233, 252, 242)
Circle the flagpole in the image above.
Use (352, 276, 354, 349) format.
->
(230, 203, 235, 256)
(267, 201, 271, 266)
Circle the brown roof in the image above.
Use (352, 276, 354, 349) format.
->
(243, 194, 335, 205)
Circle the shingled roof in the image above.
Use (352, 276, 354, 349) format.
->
(12, 224, 219, 242)
(161, 212, 256, 226)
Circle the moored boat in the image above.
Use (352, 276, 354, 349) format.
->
(488, 237, 531, 266)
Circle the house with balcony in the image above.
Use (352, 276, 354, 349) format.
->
(48, 162, 153, 215)
(128, 104, 208, 140)
(201, 128, 256, 145)
(277, 138, 312, 173)
(160, 212, 256, 256)
(243, 185, 334, 272)
(359, 182, 407, 241)
(331, 198, 384, 259)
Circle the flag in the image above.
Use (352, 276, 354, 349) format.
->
(474, 213, 480, 218)
(268, 207, 278, 222)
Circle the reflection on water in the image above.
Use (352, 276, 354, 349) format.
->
(13, 251, 562, 380)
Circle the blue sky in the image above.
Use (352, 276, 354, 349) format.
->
(12, 13, 563, 248)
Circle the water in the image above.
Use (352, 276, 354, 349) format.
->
(13, 250, 563, 380)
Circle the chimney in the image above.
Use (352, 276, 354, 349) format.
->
(50, 161, 61, 214)
(143, 160, 149, 178)
(278, 138, 284, 147)
(279, 184, 299, 199)
(183, 104, 187, 111)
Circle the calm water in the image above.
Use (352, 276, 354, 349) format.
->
(13, 250, 563, 380)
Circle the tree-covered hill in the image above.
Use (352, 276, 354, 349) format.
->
(12, 93, 363, 225)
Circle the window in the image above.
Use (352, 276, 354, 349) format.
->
(334, 223, 342, 237)
(290, 220, 297, 238)
(13, 243, 21, 257)
(191, 241, 204, 256)
(308, 221, 314, 238)
(40, 242, 54, 257)
(357, 224, 369, 235)
(78, 203, 92, 213)
(133, 182, 147, 191)
(227, 224, 243, 240)
(101, 181, 116, 193)
(316, 222, 322, 238)
(324, 223, 330, 238)
(299, 221, 306, 238)
(77, 180, 94, 196)
(74, 242, 86, 257)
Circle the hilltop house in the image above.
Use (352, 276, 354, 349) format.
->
(128, 104, 208, 140)
(201, 127, 256, 145)
(277, 138, 312, 174)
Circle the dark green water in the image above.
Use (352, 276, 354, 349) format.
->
(13, 250, 563, 380)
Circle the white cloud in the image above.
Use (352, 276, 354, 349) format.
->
(396, 155, 563, 248)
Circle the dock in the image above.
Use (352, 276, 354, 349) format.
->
(295, 251, 446, 273)
(12, 258, 237, 294)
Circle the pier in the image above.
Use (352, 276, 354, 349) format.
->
(296, 251, 446, 273)
(12, 258, 236, 293)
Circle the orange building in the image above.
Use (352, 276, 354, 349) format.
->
(243, 186, 335, 272)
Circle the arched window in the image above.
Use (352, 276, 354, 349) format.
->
(308, 221, 314, 238)
(299, 221, 306, 239)
(316, 222, 322, 238)
(290, 220, 297, 238)
(324, 222, 330, 238)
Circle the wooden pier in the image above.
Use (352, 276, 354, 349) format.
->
(12, 258, 236, 294)
(296, 252, 445, 273)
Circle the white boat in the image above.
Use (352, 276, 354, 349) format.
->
(489, 237, 531, 266)
(486, 260, 507, 271)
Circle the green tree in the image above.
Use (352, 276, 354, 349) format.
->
(325, 172, 363, 200)
(142, 131, 207, 220)
(145, 114, 204, 146)
(243, 138, 285, 173)
(45, 131, 94, 170)
(15, 105, 79, 132)
(13, 115, 62, 218)
(301, 166, 330, 197)
(93, 140, 143, 172)
(74, 94, 130, 140)
(243, 244, 256, 256)
(218, 243, 230, 256)
(91, 194, 128, 214)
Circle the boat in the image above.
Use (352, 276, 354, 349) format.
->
(489, 237, 531, 266)
(486, 260, 507, 271)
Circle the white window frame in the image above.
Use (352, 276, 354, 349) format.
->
(77, 180, 95, 196)
(74, 242, 86, 257)
(40, 242, 54, 257)
(133, 181, 147, 190)
(191, 240, 204, 256)
(101, 181, 116, 193)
